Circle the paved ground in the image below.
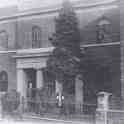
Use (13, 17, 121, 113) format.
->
(0, 113, 95, 124)
(0, 120, 67, 124)
(0, 119, 86, 124)
(0, 117, 94, 124)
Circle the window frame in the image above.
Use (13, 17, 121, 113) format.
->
(32, 25, 42, 48)
(0, 71, 8, 92)
(96, 18, 112, 43)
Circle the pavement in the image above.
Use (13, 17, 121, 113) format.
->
(0, 119, 70, 124)
(0, 119, 91, 124)
(0, 116, 95, 124)
(0, 112, 95, 124)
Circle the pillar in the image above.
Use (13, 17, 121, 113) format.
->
(36, 68, 44, 89)
(75, 75, 83, 113)
(17, 68, 27, 113)
(17, 68, 26, 98)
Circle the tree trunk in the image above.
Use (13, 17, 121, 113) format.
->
(75, 75, 84, 113)
(55, 80, 63, 96)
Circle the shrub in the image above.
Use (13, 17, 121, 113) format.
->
(1, 89, 20, 112)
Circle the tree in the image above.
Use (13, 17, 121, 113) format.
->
(47, 0, 82, 86)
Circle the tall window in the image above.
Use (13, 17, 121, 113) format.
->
(32, 25, 41, 48)
(97, 18, 112, 43)
(0, 30, 8, 50)
(0, 71, 8, 92)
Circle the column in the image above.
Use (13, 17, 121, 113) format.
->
(17, 68, 27, 113)
(17, 68, 26, 98)
(75, 75, 84, 113)
(36, 68, 44, 89)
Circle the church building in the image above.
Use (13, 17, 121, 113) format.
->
(0, 0, 122, 110)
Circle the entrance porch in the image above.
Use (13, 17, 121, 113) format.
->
(17, 68, 44, 99)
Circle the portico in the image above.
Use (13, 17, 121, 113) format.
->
(14, 48, 51, 98)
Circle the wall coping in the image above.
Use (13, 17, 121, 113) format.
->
(0, 41, 120, 57)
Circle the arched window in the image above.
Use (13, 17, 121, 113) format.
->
(97, 17, 112, 43)
(32, 25, 42, 48)
(0, 71, 8, 92)
(0, 30, 8, 50)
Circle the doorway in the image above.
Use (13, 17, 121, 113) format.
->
(24, 68, 36, 99)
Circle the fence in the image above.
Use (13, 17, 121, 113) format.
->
(23, 98, 96, 119)
(96, 108, 124, 124)
(0, 96, 96, 123)
(22, 99, 124, 124)
(1, 96, 124, 124)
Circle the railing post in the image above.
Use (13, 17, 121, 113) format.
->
(104, 110, 108, 124)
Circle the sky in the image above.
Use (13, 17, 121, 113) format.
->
(0, 0, 18, 7)
(0, 0, 77, 8)
(0, 0, 116, 8)
(1, 0, 80, 10)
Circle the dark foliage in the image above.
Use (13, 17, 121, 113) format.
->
(47, 0, 83, 83)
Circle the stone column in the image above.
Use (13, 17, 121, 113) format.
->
(36, 68, 44, 89)
(75, 75, 84, 113)
(17, 68, 27, 113)
(17, 68, 26, 98)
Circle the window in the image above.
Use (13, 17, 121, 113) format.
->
(97, 18, 112, 43)
(0, 30, 8, 50)
(0, 71, 8, 92)
(32, 26, 42, 48)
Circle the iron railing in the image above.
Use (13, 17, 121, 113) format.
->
(1, 96, 124, 124)
(96, 109, 124, 124)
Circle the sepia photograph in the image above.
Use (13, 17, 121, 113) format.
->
(0, 0, 123, 124)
